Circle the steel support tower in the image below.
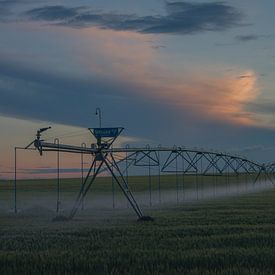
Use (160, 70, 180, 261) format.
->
(30, 127, 152, 221)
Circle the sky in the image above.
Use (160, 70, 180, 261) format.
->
(1, 0, 275, 178)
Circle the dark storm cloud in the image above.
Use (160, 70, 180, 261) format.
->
(0, 57, 133, 127)
(0, 56, 189, 142)
(25, 1, 243, 34)
(2, 57, 275, 161)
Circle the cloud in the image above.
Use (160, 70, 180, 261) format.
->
(0, 0, 13, 17)
(0, 57, 136, 126)
(235, 34, 272, 42)
(145, 69, 260, 126)
(0, 25, 262, 131)
(25, 1, 243, 35)
(246, 101, 275, 127)
(237, 74, 254, 79)
(26, 5, 81, 21)
(0, 23, 168, 134)
(235, 34, 259, 42)
(0, 0, 29, 13)
(64, 28, 261, 127)
(229, 144, 275, 164)
(232, 145, 275, 153)
(0, 22, 269, 166)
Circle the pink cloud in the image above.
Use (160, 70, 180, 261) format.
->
(62, 27, 261, 127)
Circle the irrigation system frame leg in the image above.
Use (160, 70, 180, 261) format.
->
(69, 152, 149, 221)
(69, 157, 104, 219)
(105, 154, 144, 219)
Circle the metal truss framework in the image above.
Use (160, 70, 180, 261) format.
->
(14, 128, 274, 219)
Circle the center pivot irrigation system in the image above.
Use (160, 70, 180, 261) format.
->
(17, 125, 274, 221)
(26, 126, 153, 221)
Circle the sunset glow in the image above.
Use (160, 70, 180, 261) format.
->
(1, 0, 275, 178)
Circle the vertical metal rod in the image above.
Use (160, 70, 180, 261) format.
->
(81, 143, 86, 210)
(57, 148, 60, 212)
(14, 147, 17, 214)
(81, 148, 84, 210)
(236, 160, 239, 192)
(245, 163, 248, 192)
(95, 107, 102, 128)
(215, 162, 219, 196)
(253, 168, 262, 185)
(182, 153, 185, 202)
(176, 154, 179, 204)
(227, 159, 230, 193)
(157, 146, 161, 204)
(196, 154, 199, 200)
(148, 148, 152, 207)
(125, 150, 129, 208)
(214, 161, 217, 198)
(200, 155, 203, 199)
(55, 138, 60, 213)
(212, 164, 215, 198)
(225, 159, 228, 194)
(112, 161, 115, 209)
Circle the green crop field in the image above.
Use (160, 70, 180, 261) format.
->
(0, 174, 270, 212)
(0, 173, 261, 192)
(0, 175, 274, 274)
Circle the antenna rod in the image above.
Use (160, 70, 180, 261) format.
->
(95, 108, 102, 128)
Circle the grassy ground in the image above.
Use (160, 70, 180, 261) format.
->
(0, 184, 274, 274)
